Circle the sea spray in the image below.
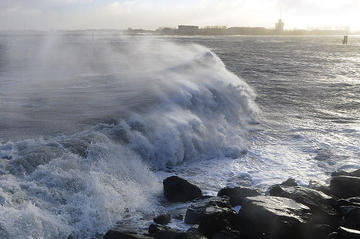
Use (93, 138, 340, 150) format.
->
(0, 33, 257, 238)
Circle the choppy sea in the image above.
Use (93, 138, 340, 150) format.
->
(0, 32, 359, 238)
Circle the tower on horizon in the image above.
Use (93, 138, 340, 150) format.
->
(275, 19, 284, 33)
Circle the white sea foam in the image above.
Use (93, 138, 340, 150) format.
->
(0, 34, 257, 238)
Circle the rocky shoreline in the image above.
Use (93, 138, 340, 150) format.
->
(102, 170, 360, 239)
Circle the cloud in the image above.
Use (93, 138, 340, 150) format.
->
(0, 0, 358, 30)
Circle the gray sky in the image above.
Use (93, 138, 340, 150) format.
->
(1, 0, 359, 31)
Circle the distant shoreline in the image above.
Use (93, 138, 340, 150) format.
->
(0, 30, 359, 37)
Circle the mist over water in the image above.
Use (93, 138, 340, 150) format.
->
(0, 33, 257, 238)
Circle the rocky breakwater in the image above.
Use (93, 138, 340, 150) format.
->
(103, 168, 360, 239)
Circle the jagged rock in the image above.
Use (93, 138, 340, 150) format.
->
(163, 176, 202, 202)
(238, 196, 311, 239)
(330, 176, 360, 199)
(338, 227, 360, 239)
(211, 230, 241, 239)
(308, 180, 332, 196)
(326, 232, 341, 239)
(302, 224, 335, 239)
(339, 206, 358, 216)
(103, 229, 153, 239)
(217, 187, 260, 206)
(331, 169, 360, 177)
(338, 197, 360, 208)
(343, 207, 360, 230)
(198, 205, 238, 238)
(148, 224, 205, 239)
(148, 224, 182, 239)
(153, 213, 171, 225)
(327, 232, 339, 239)
(184, 196, 231, 224)
(268, 185, 338, 224)
(281, 178, 298, 187)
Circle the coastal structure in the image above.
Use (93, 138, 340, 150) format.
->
(125, 18, 351, 36)
(275, 19, 284, 33)
(178, 25, 199, 35)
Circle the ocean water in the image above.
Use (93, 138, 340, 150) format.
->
(0, 33, 359, 238)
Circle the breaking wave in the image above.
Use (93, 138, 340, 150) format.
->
(0, 34, 257, 238)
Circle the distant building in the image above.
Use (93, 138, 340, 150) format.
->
(275, 19, 284, 33)
(201, 26, 227, 35)
(177, 25, 200, 35)
(178, 25, 199, 31)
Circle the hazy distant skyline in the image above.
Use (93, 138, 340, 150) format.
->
(1, 0, 359, 31)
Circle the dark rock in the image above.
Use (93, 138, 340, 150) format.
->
(268, 185, 338, 225)
(163, 176, 202, 202)
(148, 224, 181, 239)
(343, 207, 360, 230)
(339, 206, 358, 216)
(281, 178, 298, 187)
(104, 229, 153, 239)
(177, 231, 207, 239)
(148, 224, 206, 239)
(238, 196, 311, 239)
(330, 176, 360, 199)
(217, 187, 261, 206)
(308, 180, 332, 196)
(338, 227, 360, 239)
(153, 214, 171, 225)
(185, 196, 231, 224)
(350, 169, 360, 177)
(302, 224, 335, 239)
(211, 230, 241, 239)
(331, 169, 360, 178)
(338, 197, 360, 208)
(198, 205, 238, 238)
(327, 232, 340, 239)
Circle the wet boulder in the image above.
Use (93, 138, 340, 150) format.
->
(330, 176, 360, 199)
(308, 180, 332, 196)
(268, 185, 338, 224)
(198, 205, 238, 238)
(338, 227, 360, 239)
(211, 230, 241, 239)
(238, 196, 311, 239)
(148, 224, 182, 239)
(184, 196, 231, 224)
(301, 224, 335, 239)
(104, 229, 153, 239)
(163, 176, 202, 202)
(343, 207, 360, 230)
(280, 178, 298, 187)
(217, 186, 261, 206)
(153, 213, 171, 225)
(148, 224, 206, 239)
(331, 169, 360, 178)
(338, 197, 360, 208)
